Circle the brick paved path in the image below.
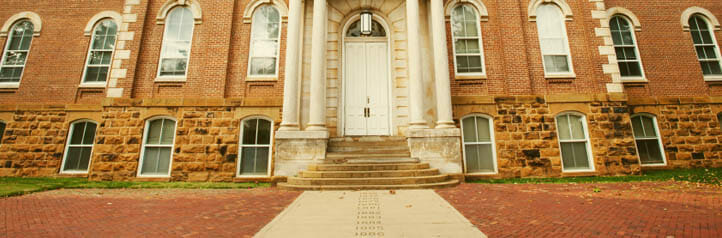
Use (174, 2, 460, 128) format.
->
(437, 182, 722, 237)
(0, 188, 301, 237)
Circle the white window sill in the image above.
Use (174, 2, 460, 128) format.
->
(236, 175, 271, 178)
(465, 171, 498, 176)
(703, 75, 722, 82)
(246, 76, 278, 82)
(640, 163, 667, 167)
(621, 77, 648, 83)
(155, 77, 187, 82)
(544, 73, 576, 79)
(137, 174, 171, 178)
(561, 168, 595, 173)
(455, 74, 487, 80)
(60, 171, 89, 175)
(78, 83, 107, 88)
(0, 83, 20, 89)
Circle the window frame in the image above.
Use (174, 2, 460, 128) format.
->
(630, 114, 667, 167)
(0, 120, 6, 144)
(80, 19, 118, 87)
(60, 120, 98, 174)
(460, 114, 498, 175)
(450, 4, 487, 78)
(246, 5, 282, 80)
(156, 7, 195, 80)
(0, 20, 35, 87)
(137, 116, 177, 178)
(555, 112, 595, 172)
(610, 15, 646, 82)
(236, 116, 274, 178)
(688, 15, 722, 80)
(535, 4, 576, 78)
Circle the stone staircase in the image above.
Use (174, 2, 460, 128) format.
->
(277, 137, 459, 190)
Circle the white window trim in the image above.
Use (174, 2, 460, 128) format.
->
(536, 4, 576, 79)
(631, 114, 667, 167)
(80, 19, 118, 87)
(246, 5, 282, 79)
(450, 4, 487, 78)
(60, 120, 97, 174)
(460, 114, 498, 175)
(0, 20, 35, 88)
(555, 112, 595, 173)
(236, 116, 274, 178)
(137, 116, 177, 178)
(688, 15, 722, 80)
(155, 7, 195, 80)
(611, 15, 647, 82)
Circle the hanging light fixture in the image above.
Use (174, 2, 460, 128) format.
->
(360, 12, 373, 35)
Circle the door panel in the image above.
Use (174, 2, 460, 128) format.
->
(344, 42, 367, 136)
(365, 42, 390, 135)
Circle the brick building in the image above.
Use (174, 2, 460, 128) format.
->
(0, 0, 720, 188)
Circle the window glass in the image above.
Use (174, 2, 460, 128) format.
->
(461, 116, 496, 173)
(610, 16, 643, 77)
(556, 114, 592, 171)
(62, 122, 97, 173)
(689, 15, 722, 76)
(0, 21, 34, 83)
(0, 122, 5, 143)
(718, 113, 722, 130)
(346, 20, 386, 37)
(84, 20, 118, 83)
(248, 5, 281, 77)
(631, 115, 665, 165)
(158, 7, 194, 77)
(451, 5, 484, 74)
(239, 118, 273, 176)
(536, 4, 572, 74)
(139, 118, 175, 176)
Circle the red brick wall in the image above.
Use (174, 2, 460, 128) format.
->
(0, 0, 125, 104)
(605, 0, 722, 97)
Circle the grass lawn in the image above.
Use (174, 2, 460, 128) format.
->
(0, 177, 269, 197)
(468, 168, 722, 186)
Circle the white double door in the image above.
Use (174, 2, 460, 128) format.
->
(344, 39, 390, 136)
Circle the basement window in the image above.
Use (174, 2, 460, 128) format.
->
(555, 112, 594, 172)
(461, 115, 497, 174)
(138, 117, 177, 177)
(238, 117, 273, 177)
(61, 120, 97, 174)
(630, 114, 666, 166)
(0, 121, 5, 144)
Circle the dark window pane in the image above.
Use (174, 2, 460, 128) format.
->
(561, 142, 590, 170)
(242, 119, 258, 145)
(82, 123, 97, 145)
(160, 119, 175, 145)
(626, 62, 642, 77)
(240, 147, 270, 175)
(0, 122, 5, 143)
(69, 122, 86, 145)
(637, 139, 664, 165)
(618, 62, 630, 77)
(63, 147, 82, 171)
(256, 119, 271, 145)
(465, 144, 494, 173)
(462, 117, 477, 143)
(140, 147, 171, 175)
(146, 119, 163, 144)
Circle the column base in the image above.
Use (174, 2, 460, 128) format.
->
(435, 121, 456, 129)
(305, 124, 328, 131)
(408, 121, 429, 129)
(274, 130, 329, 177)
(278, 123, 300, 131)
(406, 128, 462, 174)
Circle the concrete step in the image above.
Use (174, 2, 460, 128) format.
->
(287, 174, 449, 186)
(327, 145, 410, 153)
(277, 179, 460, 191)
(299, 168, 440, 178)
(326, 153, 411, 159)
(308, 163, 430, 171)
(328, 136, 407, 143)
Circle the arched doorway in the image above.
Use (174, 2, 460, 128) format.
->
(342, 17, 391, 136)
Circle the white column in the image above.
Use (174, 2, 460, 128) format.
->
(307, 0, 327, 131)
(430, 0, 454, 129)
(279, 0, 303, 131)
(406, 0, 427, 129)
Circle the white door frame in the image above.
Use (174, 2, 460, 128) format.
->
(339, 13, 393, 137)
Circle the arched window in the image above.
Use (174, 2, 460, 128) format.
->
(451, 4, 485, 75)
(0, 20, 34, 83)
(83, 19, 118, 84)
(461, 115, 497, 174)
(555, 113, 594, 171)
(345, 19, 386, 37)
(536, 4, 573, 75)
(158, 7, 194, 77)
(0, 121, 6, 144)
(689, 15, 722, 76)
(248, 5, 281, 77)
(238, 117, 273, 176)
(60, 121, 97, 173)
(630, 114, 666, 166)
(138, 117, 176, 177)
(610, 15, 644, 78)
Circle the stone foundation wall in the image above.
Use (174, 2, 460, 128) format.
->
(453, 94, 641, 178)
(0, 110, 68, 177)
(629, 97, 722, 169)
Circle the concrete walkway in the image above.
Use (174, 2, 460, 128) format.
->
(255, 190, 486, 238)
